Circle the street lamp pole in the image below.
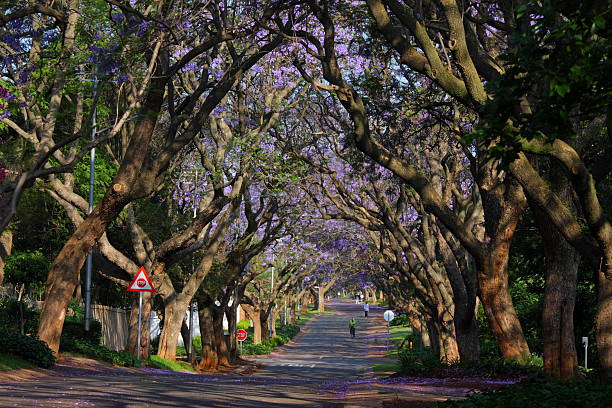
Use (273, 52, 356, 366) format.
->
(269, 266, 274, 339)
(84, 75, 98, 331)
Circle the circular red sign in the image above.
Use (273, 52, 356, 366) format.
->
(137, 279, 146, 287)
(236, 329, 247, 341)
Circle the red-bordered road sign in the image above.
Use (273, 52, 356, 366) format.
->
(236, 329, 247, 342)
(127, 266, 156, 292)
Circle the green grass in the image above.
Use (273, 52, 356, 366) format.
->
(148, 355, 198, 373)
(373, 361, 401, 372)
(0, 353, 37, 371)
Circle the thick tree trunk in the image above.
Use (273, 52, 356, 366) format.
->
(0, 230, 13, 285)
(318, 286, 325, 312)
(212, 306, 230, 367)
(180, 318, 191, 359)
(242, 304, 262, 344)
(597, 254, 612, 380)
(478, 179, 530, 363)
(435, 320, 461, 362)
(197, 306, 218, 370)
(479, 253, 530, 362)
(261, 310, 271, 341)
(226, 302, 238, 362)
(126, 292, 152, 358)
(427, 319, 440, 357)
(531, 166, 581, 379)
(157, 300, 189, 360)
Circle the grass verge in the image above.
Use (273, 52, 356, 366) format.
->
(148, 355, 198, 373)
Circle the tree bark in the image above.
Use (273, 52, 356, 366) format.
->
(532, 165, 581, 379)
(478, 178, 531, 362)
(156, 299, 189, 360)
(212, 305, 230, 367)
(0, 229, 12, 285)
(242, 304, 262, 344)
(126, 291, 152, 358)
(197, 305, 218, 370)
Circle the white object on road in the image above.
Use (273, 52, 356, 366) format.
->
(383, 310, 395, 322)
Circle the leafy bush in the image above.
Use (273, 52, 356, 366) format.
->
(0, 298, 39, 334)
(68, 339, 138, 366)
(438, 380, 612, 408)
(237, 320, 251, 330)
(0, 327, 56, 368)
(389, 314, 409, 327)
(398, 348, 544, 378)
(4, 250, 50, 298)
(242, 342, 274, 355)
(60, 319, 102, 350)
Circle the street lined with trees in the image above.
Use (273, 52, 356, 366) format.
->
(0, 0, 610, 406)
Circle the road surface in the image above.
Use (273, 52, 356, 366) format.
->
(0, 300, 460, 407)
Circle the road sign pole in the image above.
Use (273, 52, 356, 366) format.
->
(137, 291, 143, 360)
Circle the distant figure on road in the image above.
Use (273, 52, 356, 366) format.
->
(349, 318, 357, 337)
(364, 302, 369, 317)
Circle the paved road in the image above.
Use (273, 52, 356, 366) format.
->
(0, 300, 390, 407)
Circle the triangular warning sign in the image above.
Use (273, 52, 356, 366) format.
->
(127, 266, 156, 292)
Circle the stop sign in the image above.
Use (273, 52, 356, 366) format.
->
(236, 329, 247, 342)
(137, 279, 146, 287)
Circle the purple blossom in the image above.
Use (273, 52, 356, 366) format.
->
(111, 13, 125, 23)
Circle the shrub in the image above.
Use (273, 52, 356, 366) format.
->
(0, 327, 56, 368)
(242, 342, 274, 355)
(60, 319, 102, 350)
(0, 298, 39, 334)
(438, 380, 612, 408)
(398, 347, 544, 378)
(237, 320, 251, 330)
(68, 339, 138, 366)
(389, 314, 409, 327)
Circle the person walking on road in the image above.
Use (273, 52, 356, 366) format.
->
(349, 318, 357, 337)
(364, 302, 369, 317)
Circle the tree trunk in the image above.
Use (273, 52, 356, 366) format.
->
(454, 312, 480, 362)
(597, 253, 612, 380)
(435, 320, 461, 362)
(427, 319, 440, 357)
(212, 306, 230, 367)
(478, 179, 530, 363)
(157, 299, 188, 360)
(261, 310, 270, 342)
(318, 286, 325, 312)
(242, 304, 262, 344)
(126, 291, 152, 358)
(532, 165, 581, 379)
(226, 301, 238, 362)
(479, 253, 530, 362)
(0, 230, 13, 285)
(197, 305, 218, 370)
(180, 318, 191, 359)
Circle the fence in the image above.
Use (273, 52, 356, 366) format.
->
(91, 305, 129, 351)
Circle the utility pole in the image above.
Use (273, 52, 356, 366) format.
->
(269, 266, 274, 339)
(84, 74, 98, 331)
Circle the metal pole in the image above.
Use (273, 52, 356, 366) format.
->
(419, 315, 423, 352)
(269, 267, 274, 339)
(188, 302, 194, 363)
(84, 76, 98, 332)
(284, 299, 287, 326)
(582, 337, 588, 369)
(137, 291, 143, 360)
